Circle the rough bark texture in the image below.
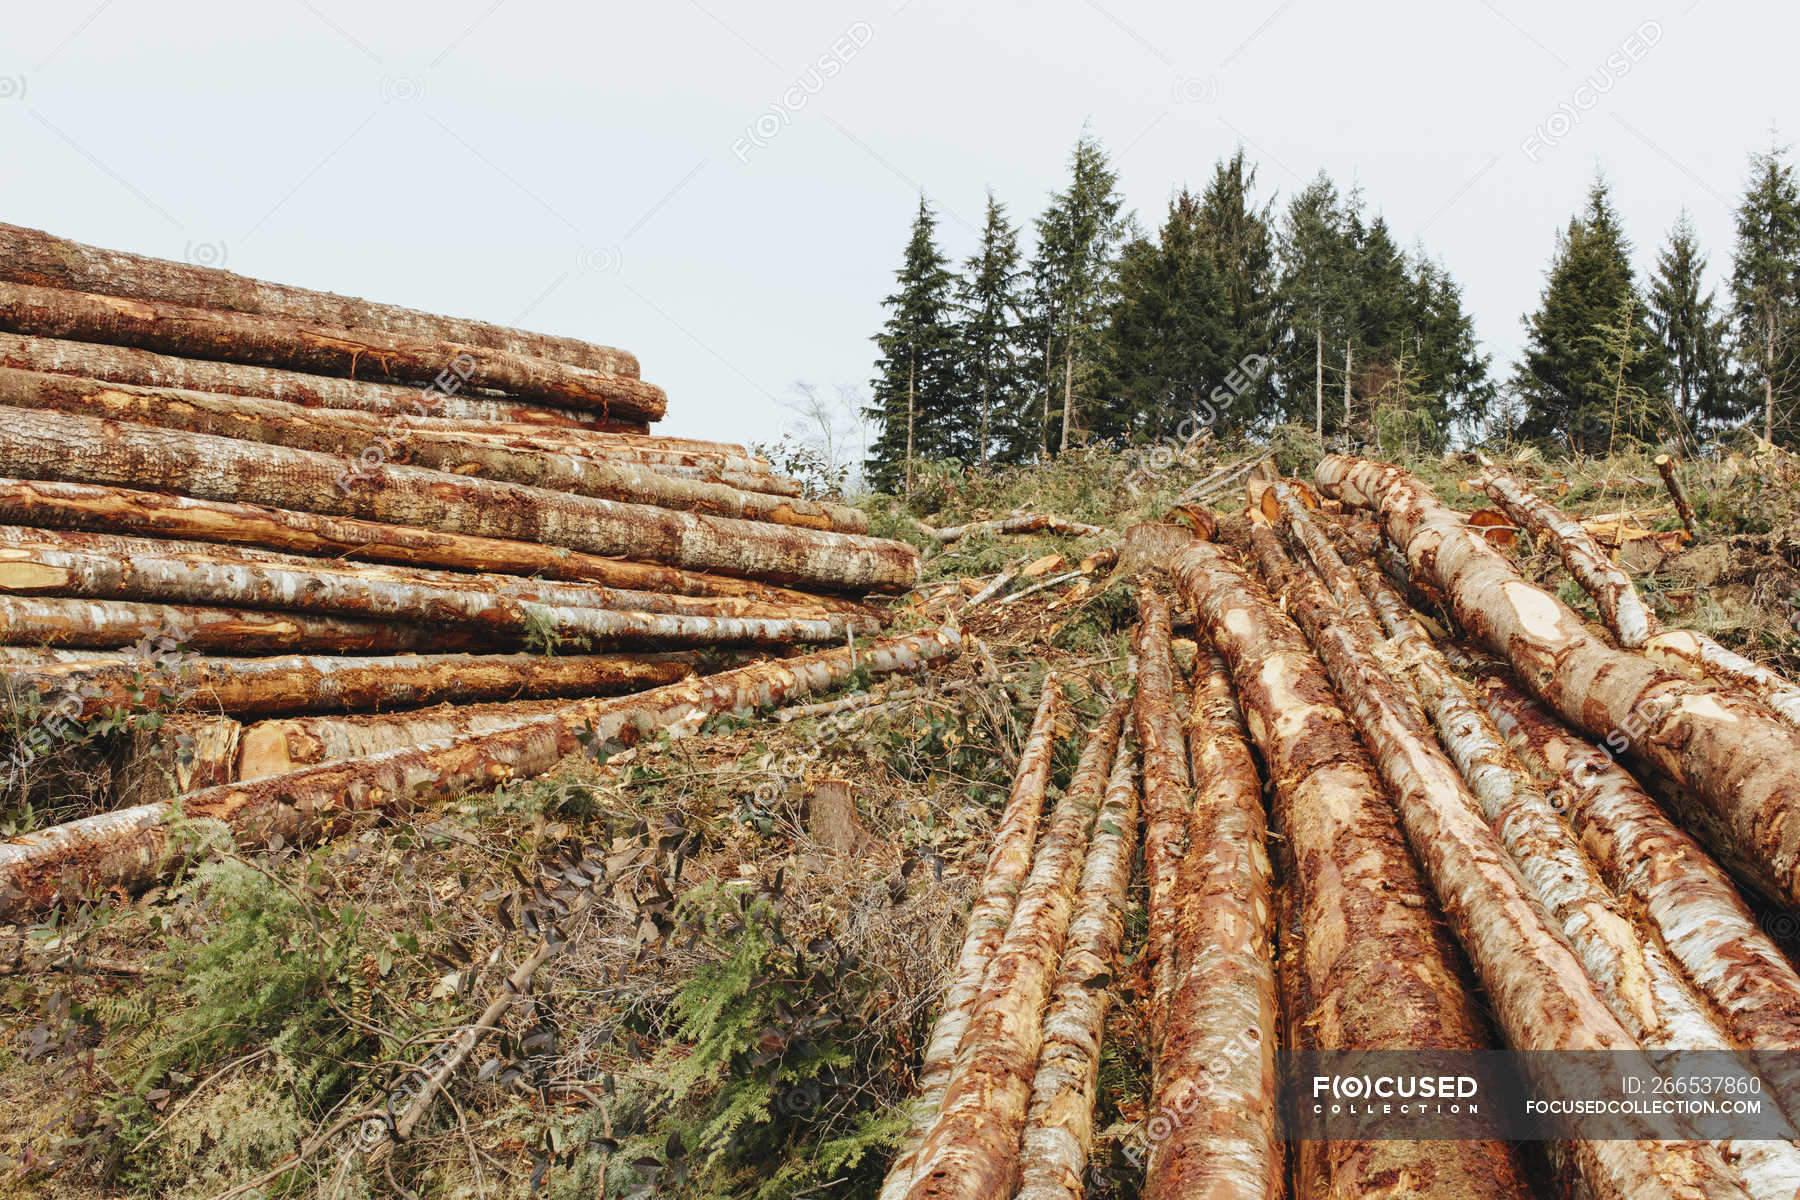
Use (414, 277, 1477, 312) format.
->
(1475, 463, 1656, 647)
(1014, 744, 1139, 1200)
(121, 714, 243, 798)
(0, 331, 642, 433)
(0, 477, 877, 615)
(236, 700, 571, 780)
(0, 538, 872, 647)
(0, 370, 856, 530)
(3, 650, 692, 720)
(0, 593, 488, 655)
(1641, 628, 1800, 729)
(1143, 651, 1280, 1200)
(904, 698, 1127, 1200)
(0, 222, 641, 377)
(0, 626, 962, 922)
(1172, 538, 1535, 1200)
(934, 514, 1110, 544)
(879, 677, 1064, 1200)
(1132, 586, 1192, 1042)
(0, 408, 918, 594)
(1320, 453, 1800, 912)
(1655, 456, 1700, 537)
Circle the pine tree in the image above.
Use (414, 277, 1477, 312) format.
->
(865, 197, 959, 493)
(1404, 255, 1494, 442)
(1030, 132, 1130, 454)
(1512, 175, 1665, 452)
(1730, 142, 1800, 445)
(1648, 211, 1733, 447)
(1275, 174, 1356, 435)
(955, 192, 1032, 465)
(1195, 149, 1280, 413)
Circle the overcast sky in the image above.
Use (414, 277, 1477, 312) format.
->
(2, 1, 1791, 450)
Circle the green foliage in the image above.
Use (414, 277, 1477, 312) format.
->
(866, 197, 963, 494)
(1649, 210, 1737, 446)
(1730, 141, 1800, 444)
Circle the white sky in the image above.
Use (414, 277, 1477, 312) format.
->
(1, 1, 1790, 449)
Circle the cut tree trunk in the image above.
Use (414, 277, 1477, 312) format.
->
(121, 714, 243, 799)
(4, 650, 693, 720)
(1639, 628, 1800, 729)
(879, 677, 1064, 1200)
(1171, 537, 1533, 1200)
(1142, 652, 1279, 1200)
(1014, 744, 1138, 1200)
(0, 593, 490, 655)
(0, 477, 878, 615)
(1246, 513, 1753, 1200)
(0, 370, 855, 529)
(904, 698, 1127, 1200)
(1655, 455, 1700, 537)
(934, 514, 1110, 544)
(0, 222, 641, 377)
(0, 282, 666, 421)
(0, 626, 962, 922)
(0, 331, 643, 433)
(236, 699, 571, 780)
(0, 408, 918, 594)
(0, 538, 874, 647)
(1132, 585, 1191, 1042)
(1320, 453, 1800, 912)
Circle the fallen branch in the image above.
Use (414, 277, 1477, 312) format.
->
(1655, 454, 1701, 537)
(934, 515, 1109, 545)
(963, 556, 1028, 612)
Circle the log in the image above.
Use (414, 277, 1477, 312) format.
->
(1014, 744, 1138, 1200)
(0, 331, 642, 433)
(772, 686, 928, 723)
(122, 714, 243, 797)
(1143, 652, 1278, 1200)
(0, 409, 918, 594)
(904, 699, 1127, 1200)
(935, 514, 1110, 544)
(1474, 461, 1656, 646)
(1241, 522, 1753, 1199)
(1320, 453, 1800, 912)
(1132, 586, 1191, 1040)
(1656, 455, 1700, 537)
(237, 699, 571, 780)
(1639, 628, 1800, 729)
(0, 370, 856, 529)
(0, 538, 874, 647)
(0, 477, 878, 616)
(0, 626, 962, 922)
(0, 222, 641, 377)
(879, 677, 1064, 1200)
(4, 650, 694, 720)
(1171, 537, 1533, 1200)
(0, 282, 666, 421)
(0, 594, 489, 655)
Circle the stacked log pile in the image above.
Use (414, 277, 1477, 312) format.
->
(0, 226, 923, 902)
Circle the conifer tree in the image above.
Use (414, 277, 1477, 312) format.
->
(865, 197, 959, 493)
(1276, 174, 1356, 435)
(955, 192, 1031, 465)
(1404, 255, 1494, 442)
(1195, 149, 1280, 413)
(1730, 143, 1800, 445)
(1648, 211, 1733, 447)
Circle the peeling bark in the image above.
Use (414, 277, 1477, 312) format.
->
(236, 700, 571, 780)
(1015, 744, 1138, 1200)
(122, 714, 243, 797)
(1640, 629, 1800, 729)
(879, 677, 1064, 1200)
(0, 477, 878, 615)
(0, 626, 962, 922)
(0, 222, 641, 378)
(1171, 538, 1533, 1200)
(0, 408, 918, 593)
(1143, 651, 1280, 1200)
(1133, 585, 1191, 1040)
(0, 282, 666, 421)
(934, 514, 1110, 544)
(1655, 456, 1700, 537)
(1319, 453, 1800, 912)
(3, 650, 692, 720)
(905, 698, 1127, 1200)
(0, 370, 855, 530)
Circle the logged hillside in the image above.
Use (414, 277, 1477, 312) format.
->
(9, 421, 1800, 1199)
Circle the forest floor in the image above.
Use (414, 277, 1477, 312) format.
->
(4, 427, 1799, 1200)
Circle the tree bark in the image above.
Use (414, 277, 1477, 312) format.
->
(1132, 586, 1191, 1041)
(0, 626, 962, 922)
(1171, 537, 1533, 1200)
(122, 713, 243, 798)
(237, 699, 572, 780)
(904, 699, 1126, 1200)
(0, 535, 876, 647)
(934, 514, 1110, 544)
(1655, 455, 1700, 538)
(0, 370, 859, 532)
(1319, 452, 1800, 912)
(0, 408, 918, 594)
(1639, 628, 1800, 729)
(0, 593, 490, 655)
(1241, 526, 1753, 1200)
(0, 477, 878, 616)
(0, 282, 666, 421)
(4, 650, 692, 721)
(0, 222, 640, 378)
(0, 331, 645, 433)
(1014, 744, 1138, 1200)
(1143, 652, 1279, 1200)
(879, 677, 1064, 1200)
